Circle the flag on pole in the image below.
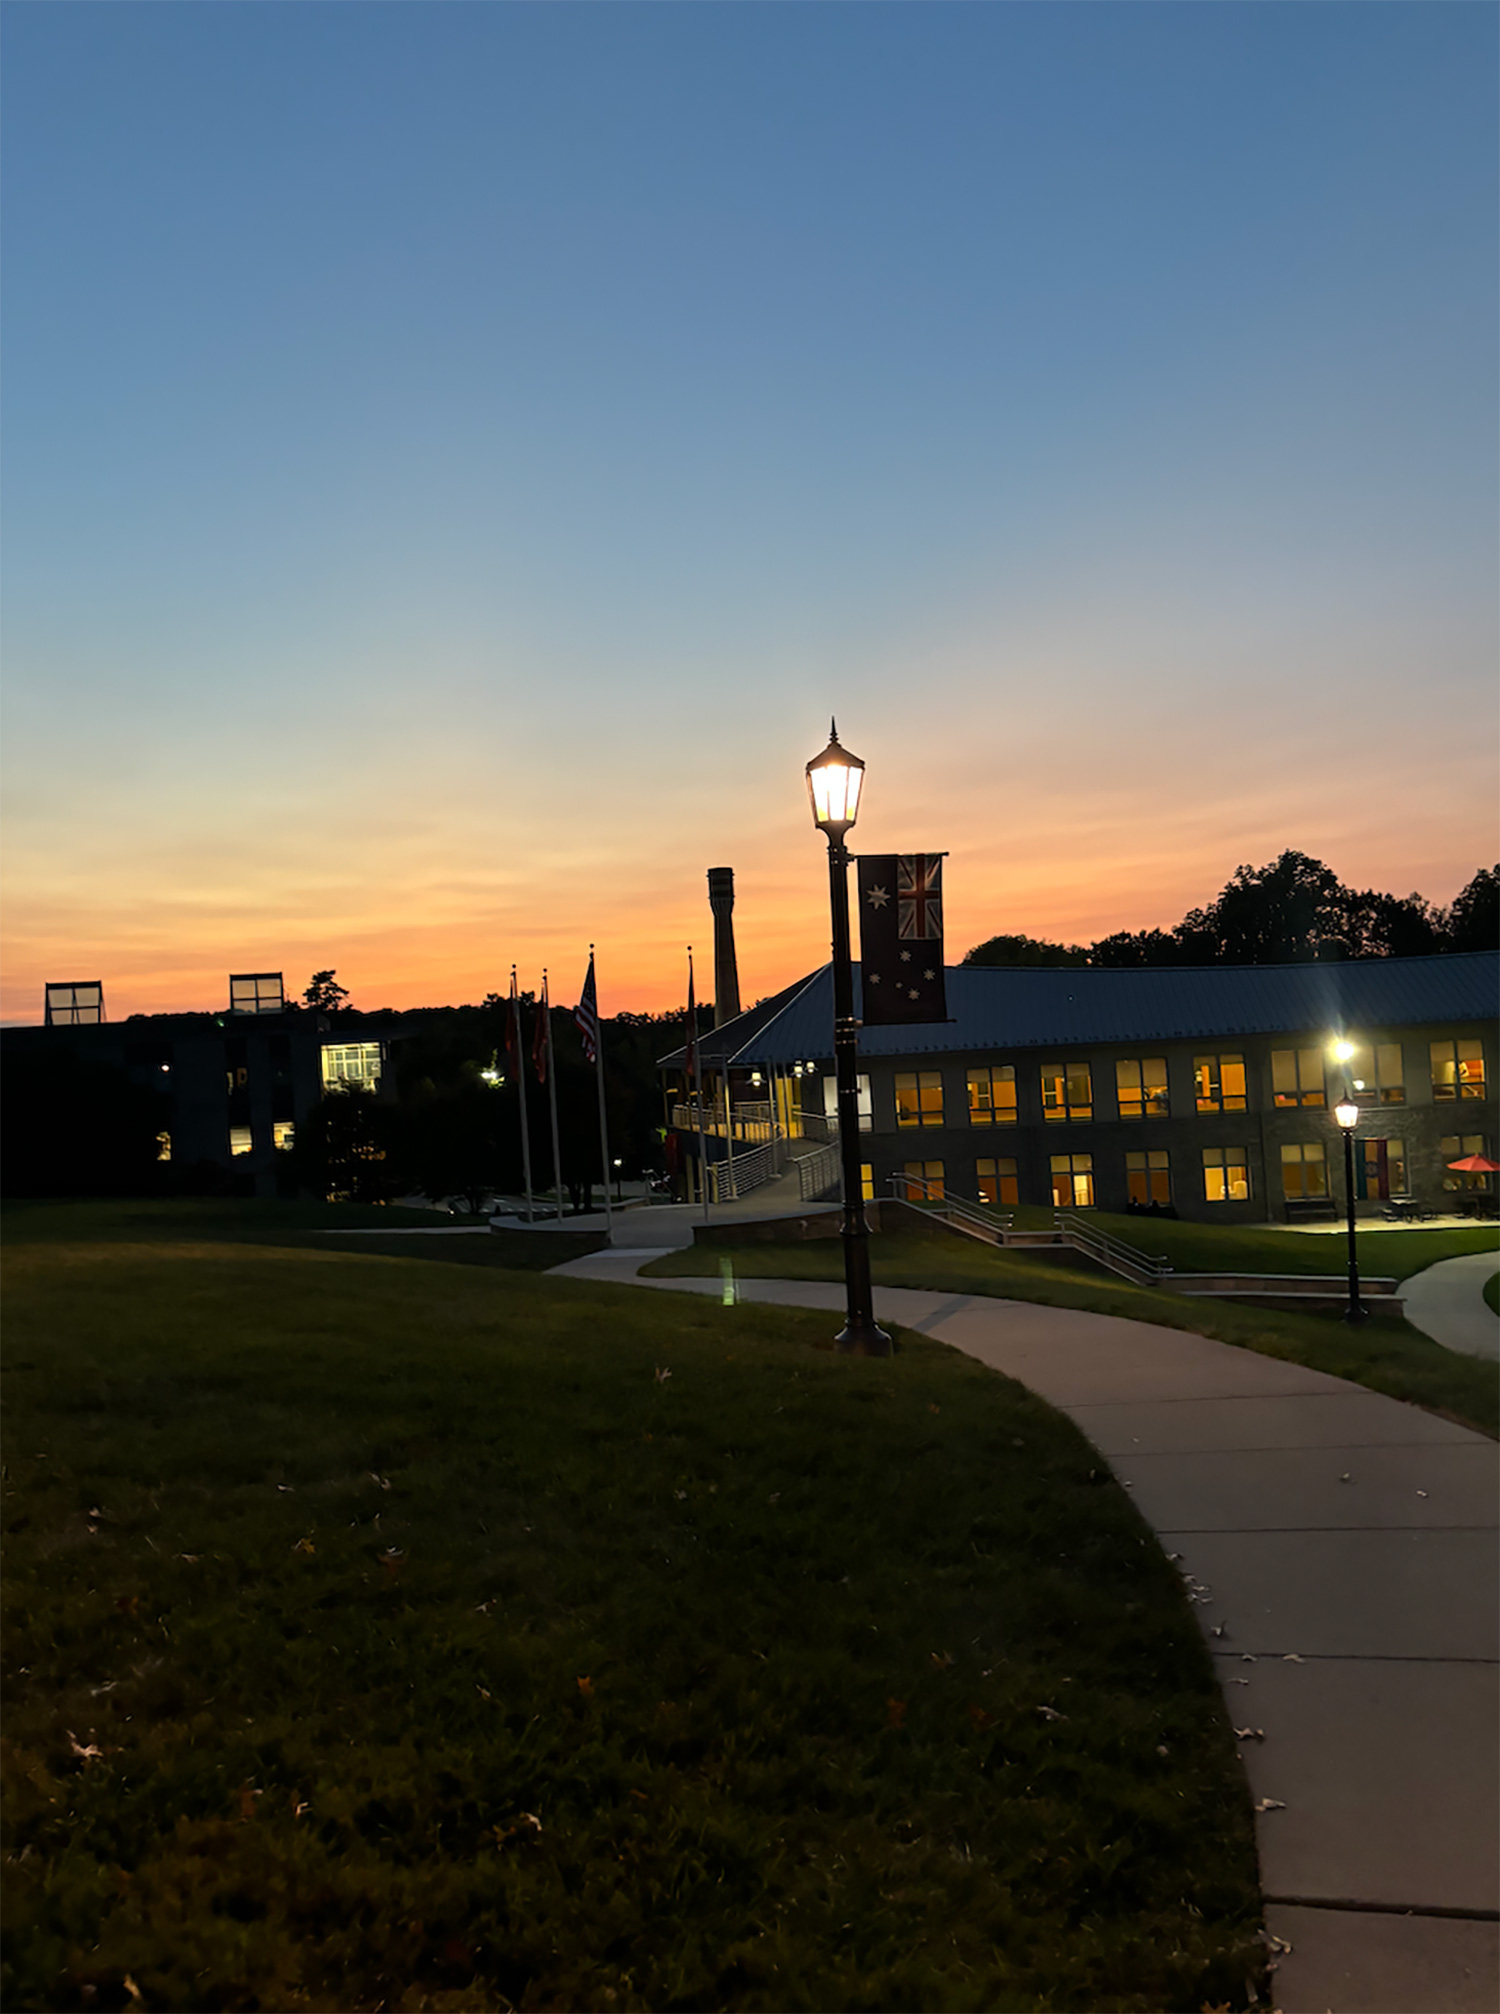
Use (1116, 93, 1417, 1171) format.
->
(505, 983, 524, 1077)
(531, 987, 549, 1085)
(857, 853, 949, 1025)
(574, 954, 600, 1064)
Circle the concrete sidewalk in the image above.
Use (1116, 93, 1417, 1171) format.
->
(552, 1249, 1500, 2014)
(1402, 1251, 1500, 1362)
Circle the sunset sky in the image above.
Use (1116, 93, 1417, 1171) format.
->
(4, 3, 1495, 1023)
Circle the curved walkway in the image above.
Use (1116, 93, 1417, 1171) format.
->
(552, 1248, 1500, 2014)
(1402, 1252, 1500, 1362)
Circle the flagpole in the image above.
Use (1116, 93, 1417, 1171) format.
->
(511, 966, 535, 1223)
(542, 969, 564, 1220)
(589, 946, 613, 1239)
(689, 947, 709, 1223)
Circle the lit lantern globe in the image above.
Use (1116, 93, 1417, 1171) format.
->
(1334, 1094, 1360, 1131)
(805, 721, 866, 838)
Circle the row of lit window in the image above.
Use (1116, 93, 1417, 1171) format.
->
(895, 1040, 1487, 1129)
(894, 1133, 1491, 1211)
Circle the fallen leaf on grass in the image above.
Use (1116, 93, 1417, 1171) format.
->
(115, 1596, 141, 1616)
(370, 1473, 392, 1491)
(293, 1797, 310, 1819)
(292, 1538, 316, 1555)
(577, 1675, 594, 1698)
(1253, 1797, 1286, 1813)
(927, 1404, 941, 1415)
(930, 1650, 953, 1670)
(177, 1554, 199, 1565)
(476, 1685, 493, 1701)
(379, 1549, 405, 1575)
(886, 1699, 908, 1730)
(67, 1732, 103, 1762)
(967, 1705, 992, 1731)
(1233, 1727, 1267, 1742)
(654, 1367, 672, 1384)
(492, 1812, 543, 1849)
(237, 1784, 262, 1820)
(122, 1977, 144, 2008)
(1036, 1705, 1066, 1722)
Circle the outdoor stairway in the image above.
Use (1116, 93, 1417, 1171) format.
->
(892, 1185, 1403, 1311)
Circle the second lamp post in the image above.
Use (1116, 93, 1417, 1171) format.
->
(806, 722, 892, 1358)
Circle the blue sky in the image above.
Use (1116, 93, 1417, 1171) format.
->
(4, 2, 1495, 1016)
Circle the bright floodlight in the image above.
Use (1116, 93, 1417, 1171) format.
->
(806, 720, 865, 837)
(1334, 1094, 1360, 1130)
(1331, 1039, 1356, 1063)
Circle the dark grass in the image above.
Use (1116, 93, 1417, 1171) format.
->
(2, 1216, 1264, 2012)
(645, 1225, 1500, 1439)
(994, 1205, 1498, 1282)
(1484, 1271, 1500, 1318)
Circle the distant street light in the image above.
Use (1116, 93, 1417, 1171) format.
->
(806, 721, 891, 1358)
(612, 1156, 623, 1202)
(1333, 1091, 1368, 1325)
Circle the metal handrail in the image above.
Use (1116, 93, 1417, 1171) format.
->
(1052, 1210, 1172, 1280)
(796, 1143, 842, 1201)
(885, 1174, 1013, 1239)
(709, 1138, 779, 1203)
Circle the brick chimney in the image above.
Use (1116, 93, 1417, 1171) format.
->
(707, 867, 741, 1027)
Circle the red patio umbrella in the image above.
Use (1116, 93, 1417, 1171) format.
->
(1446, 1154, 1500, 1172)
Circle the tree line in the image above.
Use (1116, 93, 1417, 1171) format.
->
(964, 854, 1499, 970)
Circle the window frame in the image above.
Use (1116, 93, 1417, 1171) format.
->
(1040, 1060, 1093, 1124)
(894, 1071, 944, 1129)
(1049, 1152, 1095, 1209)
(1278, 1140, 1329, 1201)
(975, 1157, 1019, 1208)
(966, 1064, 1018, 1127)
(1125, 1148, 1170, 1207)
(1271, 1047, 1327, 1109)
(1115, 1056, 1169, 1121)
(1194, 1054, 1248, 1114)
(1431, 1039, 1487, 1102)
(1202, 1145, 1250, 1203)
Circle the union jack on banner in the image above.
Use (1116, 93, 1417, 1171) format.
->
(574, 954, 600, 1065)
(898, 854, 943, 939)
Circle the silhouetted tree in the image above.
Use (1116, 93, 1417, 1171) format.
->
(1444, 866, 1500, 953)
(290, 1086, 406, 1204)
(302, 970, 351, 1014)
(962, 933, 1089, 968)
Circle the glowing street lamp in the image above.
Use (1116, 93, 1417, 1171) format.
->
(806, 721, 890, 1357)
(1333, 1091, 1368, 1325)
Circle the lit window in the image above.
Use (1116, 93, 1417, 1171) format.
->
(229, 1126, 254, 1157)
(1126, 1149, 1170, 1206)
(820, 1074, 873, 1132)
(1272, 1049, 1327, 1109)
(321, 1042, 384, 1095)
(1050, 1153, 1093, 1208)
(1041, 1062, 1092, 1123)
(895, 1072, 944, 1128)
(966, 1065, 1017, 1126)
(1359, 1137, 1407, 1200)
(901, 1160, 945, 1200)
(45, 981, 104, 1026)
(860, 1163, 874, 1202)
(1202, 1146, 1249, 1202)
(229, 972, 285, 1015)
(1441, 1135, 1492, 1193)
(1194, 1055, 1247, 1113)
(1345, 1042, 1405, 1105)
(1279, 1142, 1328, 1201)
(977, 1157, 1019, 1207)
(1431, 1039, 1486, 1102)
(156, 1131, 172, 1163)
(273, 1120, 295, 1151)
(1116, 1058, 1168, 1120)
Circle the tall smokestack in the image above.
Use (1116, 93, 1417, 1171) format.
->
(707, 867, 741, 1027)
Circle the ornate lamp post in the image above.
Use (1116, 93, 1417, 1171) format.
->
(1333, 1091, 1368, 1325)
(806, 721, 892, 1357)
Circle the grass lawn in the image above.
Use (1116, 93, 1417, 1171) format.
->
(2, 1205, 1264, 2012)
(645, 1224, 1500, 1439)
(997, 1205, 1498, 1283)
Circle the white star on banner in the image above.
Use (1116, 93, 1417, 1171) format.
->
(899, 949, 911, 962)
(866, 885, 890, 909)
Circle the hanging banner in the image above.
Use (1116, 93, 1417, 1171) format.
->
(856, 853, 948, 1025)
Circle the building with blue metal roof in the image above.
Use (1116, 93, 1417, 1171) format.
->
(659, 952, 1498, 1224)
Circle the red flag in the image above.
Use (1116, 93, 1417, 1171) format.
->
(531, 989, 549, 1086)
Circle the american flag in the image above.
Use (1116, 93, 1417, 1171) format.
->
(574, 953, 600, 1065)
